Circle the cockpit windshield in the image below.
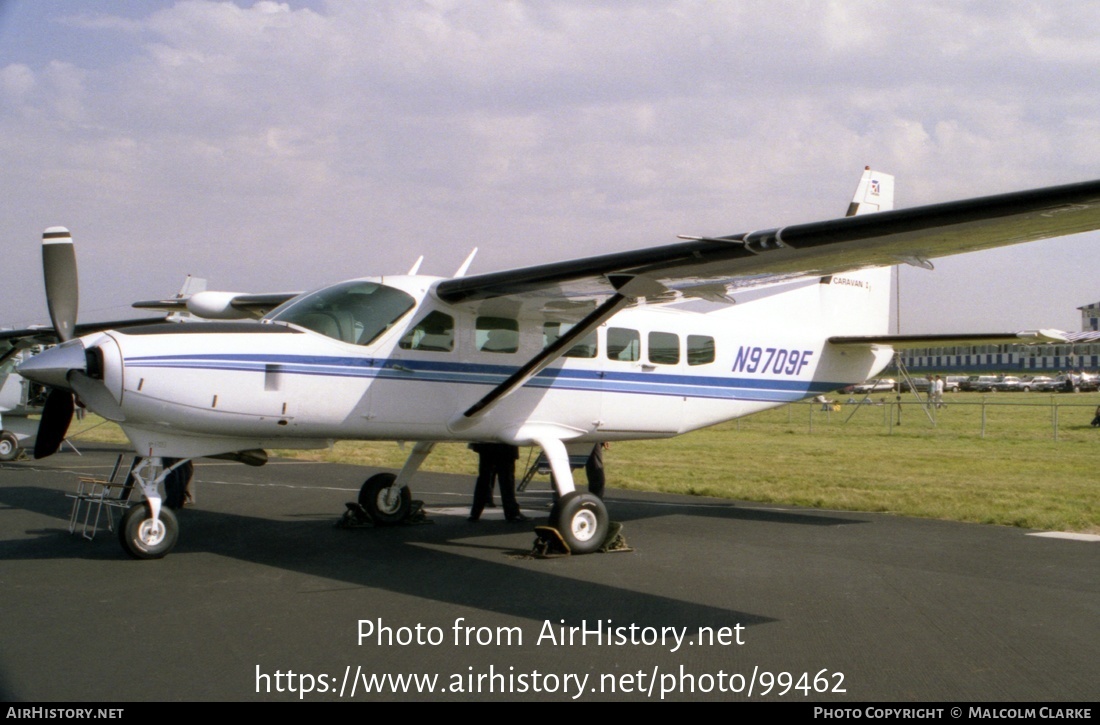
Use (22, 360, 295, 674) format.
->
(265, 281, 415, 345)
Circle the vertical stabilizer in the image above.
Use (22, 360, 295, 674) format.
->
(819, 168, 895, 336)
(846, 167, 895, 216)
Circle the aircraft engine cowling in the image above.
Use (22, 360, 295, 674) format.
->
(70, 333, 127, 423)
(186, 291, 253, 320)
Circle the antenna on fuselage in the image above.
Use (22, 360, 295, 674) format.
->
(453, 248, 478, 278)
(407, 256, 424, 275)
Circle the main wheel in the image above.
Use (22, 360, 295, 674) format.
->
(0, 431, 19, 461)
(359, 473, 411, 525)
(550, 491, 609, 555)
(119, 503, 179, 559)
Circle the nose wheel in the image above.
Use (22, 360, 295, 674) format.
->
(119, 503, 179, 559)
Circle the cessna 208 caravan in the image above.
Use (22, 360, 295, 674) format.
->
(13, 168, 1100, 558)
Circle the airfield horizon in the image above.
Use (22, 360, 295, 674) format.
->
(63, 390, 1100, 535)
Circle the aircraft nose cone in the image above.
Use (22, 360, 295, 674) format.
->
(16, 338, 87, 390)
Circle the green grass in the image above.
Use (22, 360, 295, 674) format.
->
(65, 391, 1100, 534)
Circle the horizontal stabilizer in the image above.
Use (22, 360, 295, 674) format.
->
(828, 330, 1069, 349)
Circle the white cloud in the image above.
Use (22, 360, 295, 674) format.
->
(0, 0, 1097, 331)
(0, 63, 35, 96)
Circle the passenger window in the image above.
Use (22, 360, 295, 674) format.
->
(648, 331, 679, 365)
(399, 311, 454, 352)
(606, 327, 640, 362)
(476, 316, 519, 353)
(687, 335, 715, 366)
(543, 322, 597, 358)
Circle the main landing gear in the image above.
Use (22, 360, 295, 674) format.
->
(530, 437, 622, 556)
(0, 430, 21, 461)
(341, 442, 432, 528)
(547, 491, 609, 555)
(345, 440, 622, 555)
(358, 472, 412, 524)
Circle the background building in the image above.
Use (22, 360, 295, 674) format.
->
(896, 301, 1100, 374)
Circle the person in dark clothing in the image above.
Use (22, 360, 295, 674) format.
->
(468, 443, 527, 522)
(1091, 405, 1100, 427)
(161, 458, 194, 510)
(585, 442, 609, 499)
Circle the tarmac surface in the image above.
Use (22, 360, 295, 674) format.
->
(0, 444, 1096, 703)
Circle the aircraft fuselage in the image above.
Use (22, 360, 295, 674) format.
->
(59, 271, 893, 459)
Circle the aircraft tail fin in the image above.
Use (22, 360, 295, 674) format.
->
(846, 167, 895, 216)
(815, 168, 896, 336)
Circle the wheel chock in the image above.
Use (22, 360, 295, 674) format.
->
(337, 502, 373, 528)
(531, 525, 571, 556)
(337, 500, 429, 528)
(600, 521, 631, 553)
(529, 521, 631, 557)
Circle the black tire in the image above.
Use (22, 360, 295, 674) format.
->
(0, 431, 19, 461)
(119, 503, 179, 559)
(550, 491, 609, 555)
(359, 473, 411, 525)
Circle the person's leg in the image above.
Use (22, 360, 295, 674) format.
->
(585, 444, 605, 499)
(469, 452, 492, 521)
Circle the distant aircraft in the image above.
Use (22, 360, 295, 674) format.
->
(0, 351, 44, 461)
(10, 168, 1098, 558)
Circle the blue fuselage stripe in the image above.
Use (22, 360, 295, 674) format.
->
(125, 353, 842, 402)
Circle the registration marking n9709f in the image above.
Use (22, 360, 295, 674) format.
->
(732, 347, 814, 376)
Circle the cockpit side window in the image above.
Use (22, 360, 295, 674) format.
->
(266, 281, 415, 346)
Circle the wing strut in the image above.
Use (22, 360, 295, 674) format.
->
(454, 292, 630, 425)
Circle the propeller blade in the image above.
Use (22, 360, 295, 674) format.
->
(33, 388, 75, 459)
(42, 227, 78, 342)
(69, 371, 126, 423)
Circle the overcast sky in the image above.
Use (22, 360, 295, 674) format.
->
(2, 0, 1098, 334)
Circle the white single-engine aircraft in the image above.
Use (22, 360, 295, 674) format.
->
(13, 168, 1100, 559)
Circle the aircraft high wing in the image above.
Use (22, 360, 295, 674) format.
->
(14, 168, 1100, 559)
(433, 173, 1100, 308)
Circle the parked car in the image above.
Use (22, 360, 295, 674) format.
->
(852, 378, 897, 394)
(1060, 373, 1100, 393)
(992, 375, 1023, 392)
(898, 377, 931, 393)
(961, 375, 999, 392)
(1022, 376, 1055, 392)
(944, 376, 967, 392)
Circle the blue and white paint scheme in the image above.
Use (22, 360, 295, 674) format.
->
(13, 167, 1100, 557)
